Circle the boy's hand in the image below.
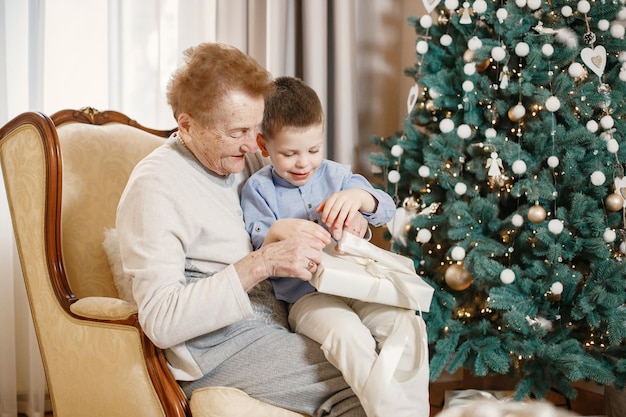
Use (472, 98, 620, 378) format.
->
(316, 189, 376, 240)
(264, 218, 331, 246)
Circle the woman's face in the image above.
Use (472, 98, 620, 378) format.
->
(178, 90, 264, 176)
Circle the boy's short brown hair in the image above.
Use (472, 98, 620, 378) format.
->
(262, 76, 324, 139)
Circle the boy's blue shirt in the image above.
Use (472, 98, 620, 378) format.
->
(240, 159, 396, 303)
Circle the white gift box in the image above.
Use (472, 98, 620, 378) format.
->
(444, 390, 517, 409)
(310, 233, 434, 312)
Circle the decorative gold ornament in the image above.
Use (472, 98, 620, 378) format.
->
(463, 49, 475, 63)
(444, 263, 473, 291)
(507, 103, 526, 122)
(476, 58, 491, 72)
(438, 11, 449, 25)
(606, 193, 624, 212)
(528, 204, 547, 224)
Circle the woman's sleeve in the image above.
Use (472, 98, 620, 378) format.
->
(116, 167, 253, 349)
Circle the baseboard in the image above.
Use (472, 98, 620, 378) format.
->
(17, 392, 52, 417)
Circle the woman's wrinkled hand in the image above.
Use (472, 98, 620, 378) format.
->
(236, 235, 326, 291)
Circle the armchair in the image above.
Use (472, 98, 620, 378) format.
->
(0, 108, 308, 417)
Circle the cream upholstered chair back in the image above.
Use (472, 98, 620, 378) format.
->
(0, 108, 310, 417)
(55, 109, 167, 299)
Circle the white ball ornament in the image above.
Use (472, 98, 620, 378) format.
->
(577, 0, 590, 14)
(445, 0, 459, 10)
(619, 7, 626, 20)
(607, 139, 619, 154)
(420, 15, 433, 28)
(418, 165, 431, 178)
(550, 281, 563, 295)
(512, 160, 527, 175)
(611, 23, 625, 39)
(429, 88, 441, 99)
(464, 63, 476, 75)
(391, 144, 404, 157)
(568, 62, 584, 78)
(545, 96, 561, 112)
(561, 5, 573, 16)
(496, 8, 508, 22)
(604, 227, 617, 243)
(462, 80, 475, 92)
(598, 19, 610, 31)
(457, 124, 472, 139)
(542, 44, 554, 57)
(515, 42, 530, 57)
(547, 156, 559, 168)
(417, 228, 432, 243)
(416, 41, 429, 55)
(515, 0, 527, 7)
(441, 34, 453, 46)
(388, 170, 401, 184)
(600, 115, 614, 130)
(621, 70, 626, 82)
(440, 118, 455, 133)
(527, 0, 541, 10)
(590, 170, 606, 186)
(451, 246, 466, 261)
(455, 182, 468, 195)
(485, 128, 497, 138)
(511, 213, 524, 227)
(586, 120, 599, 132)
(500, 268, 516, 284)
(510, 103, 526, 120)
(491, 46, 506, 62)
(548, 219, 564, 234)
(621, 241, 626, 255)
(473, 0, 488, 13)
(468, 36, 483, 51)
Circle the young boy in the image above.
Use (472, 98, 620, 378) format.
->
(240, 76, 429, 417)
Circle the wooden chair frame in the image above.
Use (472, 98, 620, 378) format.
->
(0, 108, 189, 417)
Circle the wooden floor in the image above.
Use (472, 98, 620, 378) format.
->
(36, 376, 605, 417)
(429, 372, 605, 416)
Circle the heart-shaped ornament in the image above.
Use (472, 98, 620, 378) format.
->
(581, 45, 606, 77)
(407, 84, 419, 115)
(422, 0, 441, 13)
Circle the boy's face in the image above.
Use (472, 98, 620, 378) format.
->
(258, 123, 324, 186)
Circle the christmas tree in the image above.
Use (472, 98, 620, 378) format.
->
(370, 0, 626, 400)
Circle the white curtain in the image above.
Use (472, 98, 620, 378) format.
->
(0, 0, 424, 415)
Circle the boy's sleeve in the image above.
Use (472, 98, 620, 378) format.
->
(240, 177, 279, 250)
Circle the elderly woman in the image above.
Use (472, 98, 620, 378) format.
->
(116, 43, 366, 416)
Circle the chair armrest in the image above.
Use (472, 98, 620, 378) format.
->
(70, 296, 138, 320)
(190, 387, 310, 417)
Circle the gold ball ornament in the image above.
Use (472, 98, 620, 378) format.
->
(606, 193, 624, 212)
(475, 58, 491, 72)
(528, 205, 547, 224)
(507, 103, 526, 122)
(444, 264, 473, 291)
(463, 49, 475, 63)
